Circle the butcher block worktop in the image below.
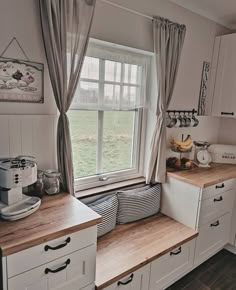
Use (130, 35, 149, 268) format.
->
(167, 163, 236, 188)
(96, 213, 198, 290)
(0, 193, 101, 256)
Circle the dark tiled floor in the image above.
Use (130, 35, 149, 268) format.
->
(167, 250, 236, 290)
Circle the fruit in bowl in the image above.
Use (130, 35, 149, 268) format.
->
(167, 157, 192, 170)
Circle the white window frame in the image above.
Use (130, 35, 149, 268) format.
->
(72, 39, 152, 192)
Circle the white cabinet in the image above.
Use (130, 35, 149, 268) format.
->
(3, 226, 98, 290)
(149, 240, 195, 290)
(162, 176, 236, 268)
(194, 213, 232, 266)
(103, 265, 150, 290)
(8, 244, 96, 290)
(210, 33, 236, 117)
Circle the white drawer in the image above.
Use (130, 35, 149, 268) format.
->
(198, 189, 235, 227)
(8, 244, 96, 290)
(149, 239, 195, 290)
(102, 264, 150, 290)
(194, 212, 232, 266)
(7, 226, 97, 278)
(201, 178, 236, 200)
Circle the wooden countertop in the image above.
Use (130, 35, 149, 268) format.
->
(0, 193, 101, 256)
(96, 214, 198, 290)
(167, 163, 236, 188)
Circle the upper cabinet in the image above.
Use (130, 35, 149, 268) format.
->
(209, 33, 236, 117)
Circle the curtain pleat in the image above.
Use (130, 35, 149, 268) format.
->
(40, 0, 96, 195)
(146, 17, 186, 184)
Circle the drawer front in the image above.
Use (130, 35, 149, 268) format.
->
(7, 226, 97, 278)
(8, 244, 96, 290)
(201, 178, 236, 200)
(102, 264, 150, 290)
(149, 239, 195, 290)
(198, 189, 235, 227)
(194, 212, 232, 266)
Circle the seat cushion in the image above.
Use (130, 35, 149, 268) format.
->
(87, 194, 118, 237)
(117, 184, 161, 224)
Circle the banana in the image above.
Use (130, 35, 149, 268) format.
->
(178, 142, 193, 150)
(171, 135, 192, 147)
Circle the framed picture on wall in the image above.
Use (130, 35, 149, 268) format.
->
(0, 57, 44, 103)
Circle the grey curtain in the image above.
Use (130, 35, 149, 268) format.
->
(146, 17, 186, 184)
(40, 0, 96, 195)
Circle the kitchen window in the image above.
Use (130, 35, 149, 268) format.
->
(68, 40, 150, 191)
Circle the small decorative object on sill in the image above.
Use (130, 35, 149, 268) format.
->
(166, 157, 192, 170)
(198, 61, 210, 116)
(44, 170, 61, 195)
(166, 109, 199, 128)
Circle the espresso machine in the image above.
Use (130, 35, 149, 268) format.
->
(0, 156, 41, 221)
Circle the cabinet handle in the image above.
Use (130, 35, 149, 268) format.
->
(170, 247, 182, 256)
(210, 220, 220, 227)
(214, 196, 223, 202)
(221, 112, 234, 116)
(44, 237, 71, 251)
(117, 273, 134, 286)
(215, 183, 224, 189)
(45, 258, 70, 274)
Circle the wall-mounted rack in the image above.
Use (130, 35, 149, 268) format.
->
(166, 109, 197, 114)
(166, 109, 199, 128)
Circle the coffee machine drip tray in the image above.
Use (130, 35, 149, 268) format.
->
(0, 195, 41, 221)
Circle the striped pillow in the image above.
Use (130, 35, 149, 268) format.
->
(117, 184, 161, 224)
(87, 194, 118, 237)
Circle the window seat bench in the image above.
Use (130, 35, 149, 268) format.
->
(95, 213, 198, 290)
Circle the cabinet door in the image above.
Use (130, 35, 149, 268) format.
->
(194, 212, 231, 266)
(212, 33, 236, 117)
(103, 264, 150, 290)
(8, 245, 96, 290)
(149, 240, 195, 290)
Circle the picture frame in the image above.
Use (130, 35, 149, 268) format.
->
(0, 57, 44, 103)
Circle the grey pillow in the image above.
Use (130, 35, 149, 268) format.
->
(87, 194, 118, 237)
(117, 184, 161, 224)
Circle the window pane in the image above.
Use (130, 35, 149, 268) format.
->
(73, 81, 99, 108)
(105, 60, 121, 82)
(123, 86, 140, 107)
(104, 84, 121, 107)
(68, 110, 97, 178)
(124, 64, 139, 84)
(81, 56, 99, 80)
(102, 111, 135, 173)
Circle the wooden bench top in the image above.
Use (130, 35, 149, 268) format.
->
(96, 213, 198, 289)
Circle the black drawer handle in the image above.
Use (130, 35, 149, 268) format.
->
(45, 258, 70, 274)
(221, 112, 234, 116)
(117, 273, 134, 286)
(44, 237, 71, 251)
(214, 196, 223, 202)
(215, 183, 224, 189)
(210, 220, 220, 227)
(170, 247, 182, 256)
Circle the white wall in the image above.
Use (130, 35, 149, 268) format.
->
(0, 0, 232, 173)
(0, 0, 57, 169)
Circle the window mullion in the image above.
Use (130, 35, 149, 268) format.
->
(96, 59, 105, 175)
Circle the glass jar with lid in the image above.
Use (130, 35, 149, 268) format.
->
(44, 170, 61, 195)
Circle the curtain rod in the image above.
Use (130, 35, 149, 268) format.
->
(99, 0, 153, 20)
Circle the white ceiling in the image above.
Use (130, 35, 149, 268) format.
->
(169, 0, 236, 30)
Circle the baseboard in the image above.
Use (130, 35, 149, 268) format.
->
(224, 243, 236, 254)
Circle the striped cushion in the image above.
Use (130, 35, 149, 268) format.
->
(87, 194, 118, 237)
(117, 184, 161, 224)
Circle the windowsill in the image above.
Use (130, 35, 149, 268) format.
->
(75, 176, 146, 198)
